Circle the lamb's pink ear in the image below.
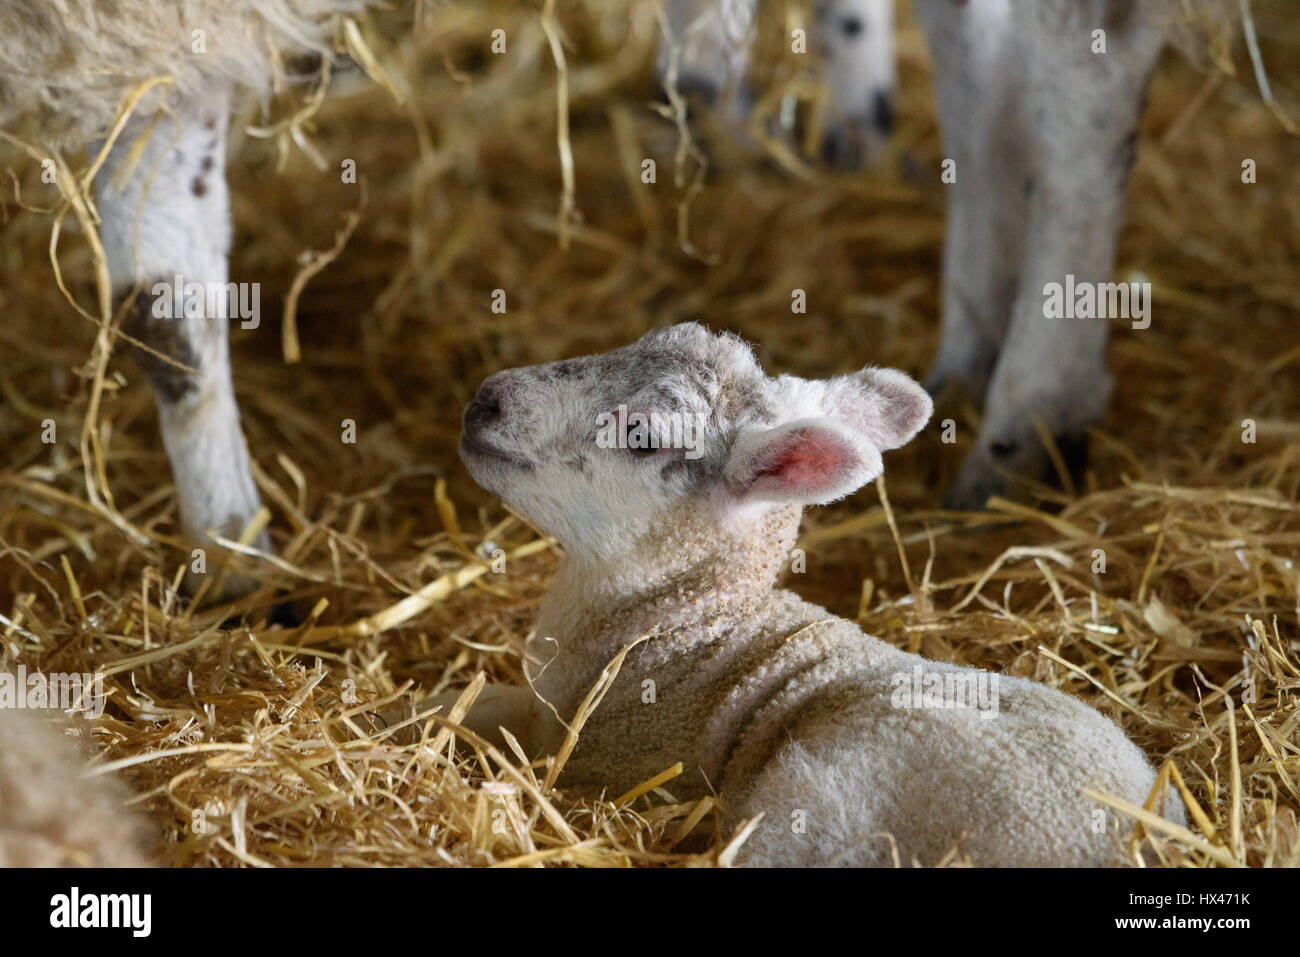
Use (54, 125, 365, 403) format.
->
(822, 367, 933, 451)
(725, 418, 883, 506)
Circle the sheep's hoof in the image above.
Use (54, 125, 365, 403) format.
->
(210, 595, 301, 631)
(266, 598, 303, 629)
(923, 351, 995, 404)
(942, 452, 1010, 512)
(944, 431, 1091, 512)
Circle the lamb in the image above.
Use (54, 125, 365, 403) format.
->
(0, 707, 147, 866)
(0, 1, 369, 588)
(452, 322, 1184, 866)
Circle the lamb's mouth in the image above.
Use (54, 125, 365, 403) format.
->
(459, 433, 529, 470)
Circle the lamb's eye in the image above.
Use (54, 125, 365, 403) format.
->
(625, 420, 659, 455)
(626, 428, 657, 455)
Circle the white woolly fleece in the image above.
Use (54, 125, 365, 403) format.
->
(525, 504, 1184, 867)
(0, 0, 368, 150)
(0, 708, 146, 866)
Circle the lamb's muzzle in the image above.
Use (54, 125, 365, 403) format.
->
(453, 323, 1183, 867)
(461, 371, 533, 474)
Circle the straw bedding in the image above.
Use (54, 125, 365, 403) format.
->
(0, 0, 1296, 866)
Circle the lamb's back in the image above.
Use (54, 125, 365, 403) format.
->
(721, 630, 1179, 866)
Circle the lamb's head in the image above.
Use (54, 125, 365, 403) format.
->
(460, 323, 931, 560)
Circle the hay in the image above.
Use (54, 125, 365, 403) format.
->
(0, 0, 1297, 866)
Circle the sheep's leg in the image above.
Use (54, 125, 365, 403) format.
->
(914, 0, 1029, 401)
(944, 0, 1164, 508)
(93, 88, 269, 588)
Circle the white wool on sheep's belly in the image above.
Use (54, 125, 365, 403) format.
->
(0, 0, 371, 150)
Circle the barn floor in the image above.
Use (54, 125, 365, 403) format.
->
(0, 1, 1297, 866)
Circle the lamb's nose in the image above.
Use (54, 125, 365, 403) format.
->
(872, 90, 894, 137)
(465, 382, 503, 430)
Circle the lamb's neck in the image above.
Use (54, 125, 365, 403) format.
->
(528, 502, 802, 709)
